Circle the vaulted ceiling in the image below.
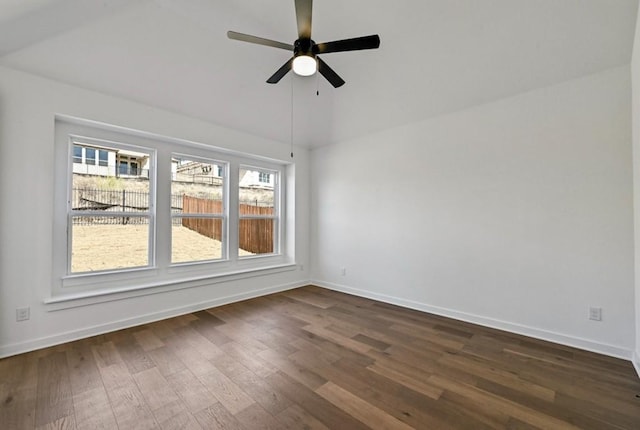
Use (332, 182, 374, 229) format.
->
(0, 0, 637, 147)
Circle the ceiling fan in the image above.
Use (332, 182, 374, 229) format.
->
(227, 0, 380, 88)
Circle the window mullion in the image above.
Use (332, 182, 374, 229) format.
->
(153, 148, 170, 269)
(228, 162, 240, 261)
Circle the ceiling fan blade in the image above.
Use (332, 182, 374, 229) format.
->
(267, 58, 294, 84)
(315, 34, 380, 54)
(294, 0, 313, 39)
(317, 57, 345, 88)
(227, 31, 293, 51)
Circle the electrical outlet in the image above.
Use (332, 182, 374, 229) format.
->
(16, 307, 30, 322)
(340, 267, 346, 276)
(589, 307, 602, 321)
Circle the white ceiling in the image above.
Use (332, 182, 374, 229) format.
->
(0, 0, 637, 147)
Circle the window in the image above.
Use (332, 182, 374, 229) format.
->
(52, 118, 292, 301)
(118, 160, 128, 175)
(239, 167, 278, 256)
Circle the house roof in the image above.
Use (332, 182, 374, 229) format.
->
(0, 0, 637, 147)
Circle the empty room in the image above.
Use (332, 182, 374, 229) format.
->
(1, 0, 640, 428)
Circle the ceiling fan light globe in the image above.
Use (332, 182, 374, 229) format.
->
(292, 55, 317, 76)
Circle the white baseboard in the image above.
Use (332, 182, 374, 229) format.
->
(312, 279, 633, 361)
(0, 281, 306, 359)
(633, 351, 640, 378)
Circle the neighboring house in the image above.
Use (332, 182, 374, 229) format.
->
(172, 159, 223, 185)
(72, 143, 150, 178)
(239, 168, 274, 188)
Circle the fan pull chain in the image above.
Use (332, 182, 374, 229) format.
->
(316, 70, 320, 96)
(290, 75, 294, 158)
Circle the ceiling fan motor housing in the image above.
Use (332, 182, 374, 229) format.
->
(295, 38, 316, 58)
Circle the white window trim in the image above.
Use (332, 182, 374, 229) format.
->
(51, 116, 295, 307)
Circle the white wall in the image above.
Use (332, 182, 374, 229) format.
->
(0, 66, 310, 357)
(311, 66, 635, 358)
(632, 4, 640, 373)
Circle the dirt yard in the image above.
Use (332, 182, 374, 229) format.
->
(71, 224, 251, 273)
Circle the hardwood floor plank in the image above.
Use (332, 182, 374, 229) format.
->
(147, 345, 187, 377)
(173, 325, 223, 361)
(151, 398, 191, 426)
(265, 370, 371, 430)
(193, 402, 244, 430)
(234, 403, 284, 430)
(316, 381, 414, 429)
(302, 324, 372, 354)
(35, 414, 76, 430)
(367, 361, 444, 400)
(132, 328, 165, 351)
(96, 362, 134, 391)
(114, 335, 155, 374)
(107, 384, 158, 430)
(34, 352, 74, 428)
(0, 353, 38, 430)
(314, 357, 459, 429)
(196, 366, 254, 415)
(429, 374, 581, 430)
(352, 333, 392, 351)
(90, 341, 122, 368)
(257, 347, 328, 390)
(132, 367, 180, 411)
(167, 334, 218, 377)
(276, 404, 331, 430)
(159, 410, 203, 430)
(165, 368, 217, 414)
(219, 341, 278, 378)
(72, 386, 117, 430)
(213, 354, 292, 415)
(438, 350, 556, 402)
(65, 341, 102, 397)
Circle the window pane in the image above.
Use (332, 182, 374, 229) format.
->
(85, 148, 96, 165)
(73, 145, 82, 163)
(239, 218, 274, 255)
(118, 161, 128, 175)
(72, 187, 149, 212)
(239, 168, 274, 205)
(71, 216, 149, 273)
(172, 157, 223, 215)
(172, 217, 223, 263)
(98, 150, 108, 167)
(171, 156, 225, 264)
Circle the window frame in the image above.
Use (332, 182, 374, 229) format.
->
(51, 117, 294, 303)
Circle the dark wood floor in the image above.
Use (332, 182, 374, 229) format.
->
(1, 286, 639, 429)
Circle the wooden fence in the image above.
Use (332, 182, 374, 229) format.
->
(182, 195, 274, 254)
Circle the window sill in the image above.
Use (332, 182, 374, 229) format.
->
(45, 263, 297, 311)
